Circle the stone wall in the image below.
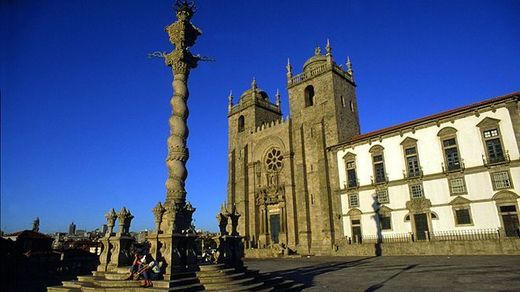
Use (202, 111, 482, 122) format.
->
(334, 238, 520, 256)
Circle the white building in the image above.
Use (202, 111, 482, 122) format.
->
(332, 92, 520, 242)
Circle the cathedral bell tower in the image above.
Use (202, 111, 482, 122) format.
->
(227, 78, 282, 241)
(287, 40, 360, 254)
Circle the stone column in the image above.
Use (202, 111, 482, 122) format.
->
(157, 1, 203, 279)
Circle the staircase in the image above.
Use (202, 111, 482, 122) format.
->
(47, 264, 304, 291)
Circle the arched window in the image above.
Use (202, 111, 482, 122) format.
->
(238, 115, 245, 132)
(304, 85, 314, 107)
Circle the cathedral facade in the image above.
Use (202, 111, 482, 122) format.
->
(227, 43, 359, 254)
(227, 42, 520, 255)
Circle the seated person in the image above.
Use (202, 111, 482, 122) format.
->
(137, 254, 162, 287)
(125, 251, 143, 280)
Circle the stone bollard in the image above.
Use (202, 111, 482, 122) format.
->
(107, 207, 134, 272)
(148, 202, 166, 265)
(214, 204, 244, 268)
(97, 208, 117, 272)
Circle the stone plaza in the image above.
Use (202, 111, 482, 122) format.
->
(246, 255, 520, 291)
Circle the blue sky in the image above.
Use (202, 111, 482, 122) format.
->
(1, 0, 519, 233)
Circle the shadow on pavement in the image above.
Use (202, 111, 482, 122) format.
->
(262, 257, 376, 288)
(364, 264, 418, 291)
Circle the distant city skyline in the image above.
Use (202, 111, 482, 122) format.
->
(1, 0, 519, 233)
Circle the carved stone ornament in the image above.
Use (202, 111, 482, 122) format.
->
(216, 210, 229, 235)
(229, 204, 241, 236)
(152, 202, 166, 231)
(105, 208, 117, 234)
(117, 207, 134, 235)
(405, 198, 432, 213)
(255, 184, 285, 206)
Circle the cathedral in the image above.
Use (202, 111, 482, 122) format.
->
(227, 41, 360, 255)
(227, 41, 520, 256)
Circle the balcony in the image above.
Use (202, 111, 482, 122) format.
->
(371, 174, 387, 185)
(442, 159, 465, 174)
(483, 150, 511, 168)
(403, 168, 423, 180)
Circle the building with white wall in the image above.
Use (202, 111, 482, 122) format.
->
(331, 92, 520, 243)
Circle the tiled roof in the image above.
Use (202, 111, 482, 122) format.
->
(343, 91, 519, 145)
(6, 230, 52, 239)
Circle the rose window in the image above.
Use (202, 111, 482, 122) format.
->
(265, 148, 283, 172)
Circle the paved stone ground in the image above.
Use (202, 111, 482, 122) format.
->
(245, 256, 520, 291)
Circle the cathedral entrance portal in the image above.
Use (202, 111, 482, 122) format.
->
(269, 214, 281, 244)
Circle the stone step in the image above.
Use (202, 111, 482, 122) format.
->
(47, 287, 81, 292)
(76, 275, 98, 282)
(197, 267, 240, 276)
(198, 263, 228, 271)
(197, 272, 247, 284)
(92, 279, 143, 288)
(104, 272, 132, 280)
(147, 282, 205, 291)
(205, 281, 265, 292)
(201, 276, 258, 290)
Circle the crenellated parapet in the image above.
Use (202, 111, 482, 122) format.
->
(254, 116, 290, 133)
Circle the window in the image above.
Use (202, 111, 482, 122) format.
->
(343, 153, 357, 189)
(405, 146, 421, 177)
(380, 215, 392, 230)
(483, 129, 499, 138)
(304, 85, 314, 107)
(442, 138, 461, 171)
(477, 118, 506, 165)
(410, 184, 424, 199)
(401, 137, 421, 178)
(348, 194, 359, 208)
(485, 136, 505, 163)
(346, 161, 357, 188)
(370, 145, 386, 184)
(454, 208, 472, 225)
(376, 189, 389, 204)
(350, 101, 354, 112)
(373, 155, 386, 183)
(449, 177, 466, 195)
(238, 115, 245, 132)
(491, 171, 512, 190)
(341, 95, 346, 107)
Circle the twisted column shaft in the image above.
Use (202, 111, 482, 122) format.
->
(165, 70, 190, 204)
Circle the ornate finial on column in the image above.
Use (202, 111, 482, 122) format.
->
(275, 89, 281, 107)
(229, 203, 241, 236)
(286, 58, 292, 79)
(117, 207, 134, 235)
(346, 56, 354, 79)
(105, 208, 117, 236)
(182, 201, 196, 233)
(152, 202, 166, 233)
(228, 90, 233, 113)
(314, 45, 321, 56)
(216, 203, 229, 235)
